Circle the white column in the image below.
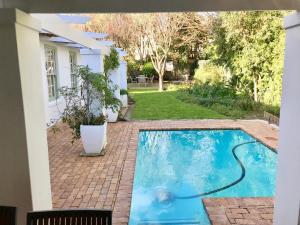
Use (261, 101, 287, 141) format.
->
(0, 9, 52, 225)
(274, 12, 300, 225)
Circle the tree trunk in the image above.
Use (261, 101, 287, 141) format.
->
(253, 77, 258, 102)
(158, 74, 164, 92)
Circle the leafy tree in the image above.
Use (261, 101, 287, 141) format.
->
(145, 14, 179, 91)
(207, 11, 285, 105)
(84, 14, 149, 63)
(171, 13, 213, 77)
(84, 13, 212, 89)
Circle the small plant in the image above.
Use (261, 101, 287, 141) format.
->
(59, 66, 120, 143)
(120, 89, 128, 95)
(104, 48, 120, 74)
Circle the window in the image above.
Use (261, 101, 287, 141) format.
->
(45, 46, 58, 100)
(69, 52, 77, 89)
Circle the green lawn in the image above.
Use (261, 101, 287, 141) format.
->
(129, 88, 226, 120)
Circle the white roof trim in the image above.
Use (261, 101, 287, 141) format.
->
(48, 37, 72, 43)
(32, 13, 109, 52)
(66, 43, 85, 48)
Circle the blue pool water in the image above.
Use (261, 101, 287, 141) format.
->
(129, 129, 277, 225)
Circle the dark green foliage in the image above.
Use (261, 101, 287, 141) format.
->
(177, 81, 281, 118)
(59, 66, 120, 143)
(206, 11, 285, 107)
(178, 82, 264, 118)
(104, 48, 120, 74)
(127, 58, 141, 76)
(120, 89, 128, 95)
(142, 62, 157, 77)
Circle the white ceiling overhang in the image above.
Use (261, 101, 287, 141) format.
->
(32, 13, 110, 53)
(1, 0, 300, 13)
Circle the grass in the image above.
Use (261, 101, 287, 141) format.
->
(129, 88, 227, 120)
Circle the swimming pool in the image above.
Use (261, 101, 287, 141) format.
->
(129, 129, 277, 225)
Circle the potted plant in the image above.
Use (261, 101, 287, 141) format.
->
(104, 48, 121, 122)
(59, 66, 120, 155)
(120, 89, 128, 107)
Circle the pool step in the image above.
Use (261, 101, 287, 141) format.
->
(138, 218, 201, 224)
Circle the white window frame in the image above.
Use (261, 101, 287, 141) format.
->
(69, 51, 78, 89)
(44, 45, 59, 101)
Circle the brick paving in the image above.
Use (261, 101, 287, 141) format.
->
(48, 119, 278, 225)
(48, 122, 133, 210)
(203, 198, 274, 225)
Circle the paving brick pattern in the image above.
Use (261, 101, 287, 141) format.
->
(48, 122, 133, 209)
(48, 120, 278, 225)
(203, 198, 274, 225)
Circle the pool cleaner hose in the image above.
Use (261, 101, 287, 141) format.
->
(173, 140, 259, 200)
(156, 139, 279, 203)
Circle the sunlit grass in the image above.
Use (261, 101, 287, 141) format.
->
(129, 88, 227, 120)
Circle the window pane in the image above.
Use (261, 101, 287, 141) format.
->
(45, 46, 58, 100)
(69, 52, 77, 89)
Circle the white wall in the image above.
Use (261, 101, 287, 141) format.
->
(80, 48, 105, 116)
(109, 68, 121, 100)
(120, 60, 128, 90)
(80, 49, 103, 73)
(40, 38, 81, 126)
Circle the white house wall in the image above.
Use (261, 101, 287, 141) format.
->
(120, 60, 128, 90)
(110, 68, 121, 100)
(80, 49, 104, 73)
(80, 49, 105, 116)
(40, 39, 81, 126)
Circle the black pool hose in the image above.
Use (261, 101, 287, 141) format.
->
(174, 140, 259, 199)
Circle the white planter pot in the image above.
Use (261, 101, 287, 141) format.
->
(80, 123, 107, 154)
(121, 94, 128, 107)
(107, 108, 119, 122)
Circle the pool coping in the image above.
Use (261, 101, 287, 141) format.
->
(112, 120, 278, 225)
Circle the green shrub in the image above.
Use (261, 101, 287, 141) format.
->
(263, 105, 280, 117)
(142, 62, 156, 77)
(210, 103, 246, 118)
(104, 48, 120, 74)
(120, 89, 128, 95)
(176, 81, 266, 118)
(194, 61, 226, 84)
(189, 82, 236, 99)
(127, 58, 141, 76)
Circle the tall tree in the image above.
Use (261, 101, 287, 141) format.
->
(207, 11, 285, 104)
(84, 14, 149, 62)
(84, 13, 213, 90)
(145, 14, 179, 91)
(171, 13, 213, 77)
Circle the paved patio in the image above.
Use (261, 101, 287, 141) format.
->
(203, 198, 274, 225)
(48, 120, 278, 225)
